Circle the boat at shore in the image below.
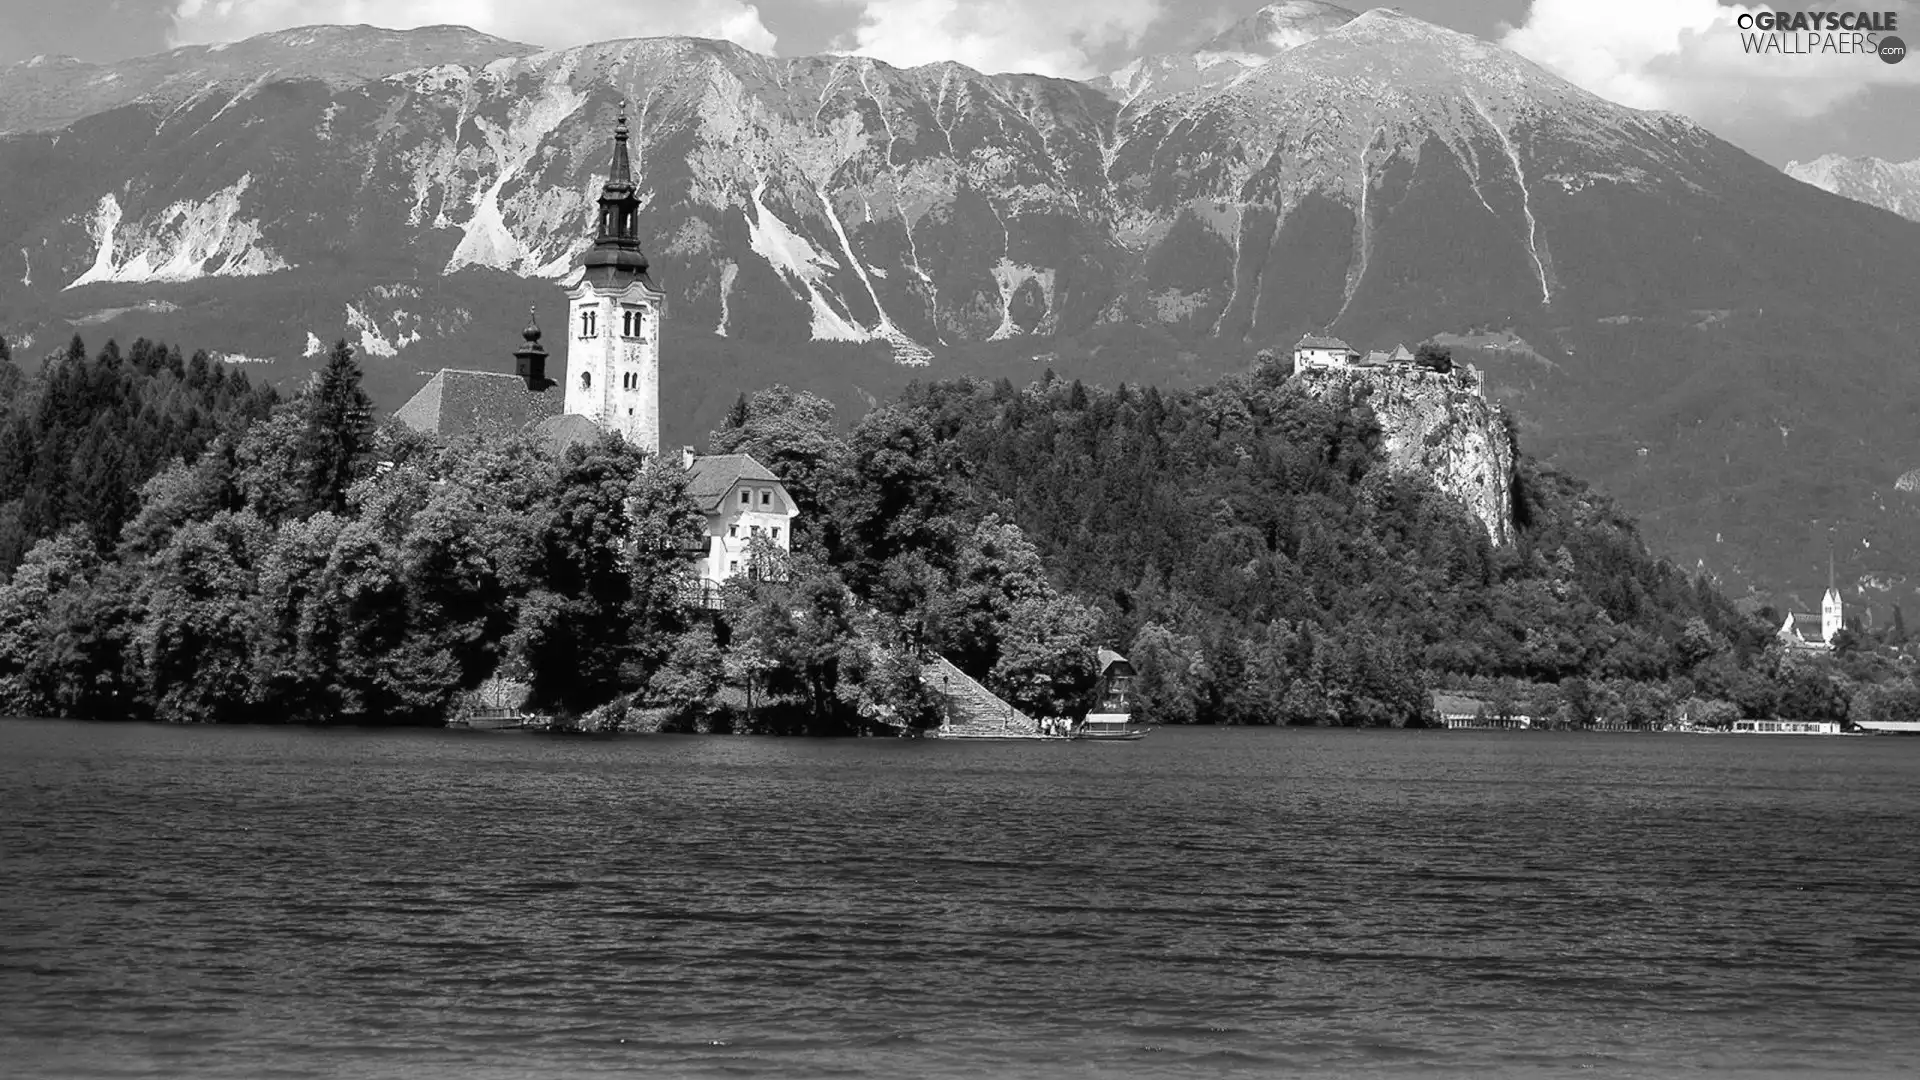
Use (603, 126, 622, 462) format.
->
(1072, 712, 1147, 740)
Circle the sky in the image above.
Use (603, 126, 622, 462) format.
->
(0, 0, 1916, 165)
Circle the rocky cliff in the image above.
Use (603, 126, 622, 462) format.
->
(1296, 365, 1514, 547)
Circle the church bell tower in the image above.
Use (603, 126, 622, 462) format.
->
(1822, 548, 1844, 643)
(562, 110, 664, 454)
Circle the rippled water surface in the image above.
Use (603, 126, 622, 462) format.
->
(5, 720, 1920, 1078)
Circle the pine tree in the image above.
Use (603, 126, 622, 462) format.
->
(297, 340, 375, 515)
(723, 392, 750, 432)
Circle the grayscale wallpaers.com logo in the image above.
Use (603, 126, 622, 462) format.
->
(1736, 10, 1905, 62)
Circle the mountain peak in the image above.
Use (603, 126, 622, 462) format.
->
(0, 23, 537, 133)
(1096, 0, 1356, 104)
(1197, 2, 1359, 55)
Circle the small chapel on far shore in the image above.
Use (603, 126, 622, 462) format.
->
(396, 110, 795, 597)
(1778, 557, 1845, 651)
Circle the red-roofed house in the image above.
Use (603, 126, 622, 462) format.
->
(680, 448, 799, 595)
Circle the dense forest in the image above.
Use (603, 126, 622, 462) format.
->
(0, 335, 1911, 731)
(0, 334, 279, 572)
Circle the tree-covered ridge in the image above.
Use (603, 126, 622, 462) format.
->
(711, 366, 1795, 728)
(0, 334, 279, 573)
(0, 339, 1900, 731)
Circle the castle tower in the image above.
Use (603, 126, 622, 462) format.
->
(561, 110, 664, 454)
(1822, 548, 1844, 643)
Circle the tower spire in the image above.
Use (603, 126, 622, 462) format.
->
(607, 106, 633, 190)
(582, 106, 649, 285)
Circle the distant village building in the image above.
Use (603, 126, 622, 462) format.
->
(1293, 334, 1359, 370)
(1779, 566, 1844, 651)
(395, 111, 797, 597)
(1429, 690, 1534, 729)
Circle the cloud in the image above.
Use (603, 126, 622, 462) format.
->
(167, 0, 778, 53)
(838, 0, 1162, 78)
(1501, 0, 1920, 122)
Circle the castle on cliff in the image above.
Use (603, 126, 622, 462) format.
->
(397, 113, 796, 596)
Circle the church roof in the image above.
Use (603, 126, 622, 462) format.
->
(394, 369, 561, 438)
(530, 413, 605, 458)
(685, 453, 784, 512)
(1783, 612, 1827, 641)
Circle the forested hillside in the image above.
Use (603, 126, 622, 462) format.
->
(0, 337, 1896, 731)
(0, 335, 278, 572)
(712, 364, 1837, 728)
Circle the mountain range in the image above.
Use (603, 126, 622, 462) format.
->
(1783, 153, 1920, 222)
(2, 2, 1919, 612)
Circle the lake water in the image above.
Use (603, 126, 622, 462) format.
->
(4, 720, 1919, 1078)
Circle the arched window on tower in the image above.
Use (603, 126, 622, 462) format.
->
(580, 371, 591, 390)
(580, 310, 597, 338)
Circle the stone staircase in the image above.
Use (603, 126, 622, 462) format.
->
(920, 654, 1039, 737)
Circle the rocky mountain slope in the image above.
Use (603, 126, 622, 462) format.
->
(2, 6, 1919, 607)
(1783, 154, 1920, 221)
(0, 24, 536, 134)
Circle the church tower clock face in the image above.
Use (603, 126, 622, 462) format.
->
(558, 110, 664, 455)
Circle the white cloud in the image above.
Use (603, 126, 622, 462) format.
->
(838, 0, 1161, 78)
(168, 0, 778, 53)
(1502, 0, 1920, 122)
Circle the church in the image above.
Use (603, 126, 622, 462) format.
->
(397, 111, 796, 595)
(1778, 563, 1844, 651)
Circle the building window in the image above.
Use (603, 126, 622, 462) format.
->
(750, 525, 761, 536)
(580, 310, 597, 338)
(759, 489, 771, 506)
(580, 371, 591, 390)
(739, 490, 750, 506)
(728, 524, 737, 538)
(728, 560, 738, 573)
(771, 527, 780, 541)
